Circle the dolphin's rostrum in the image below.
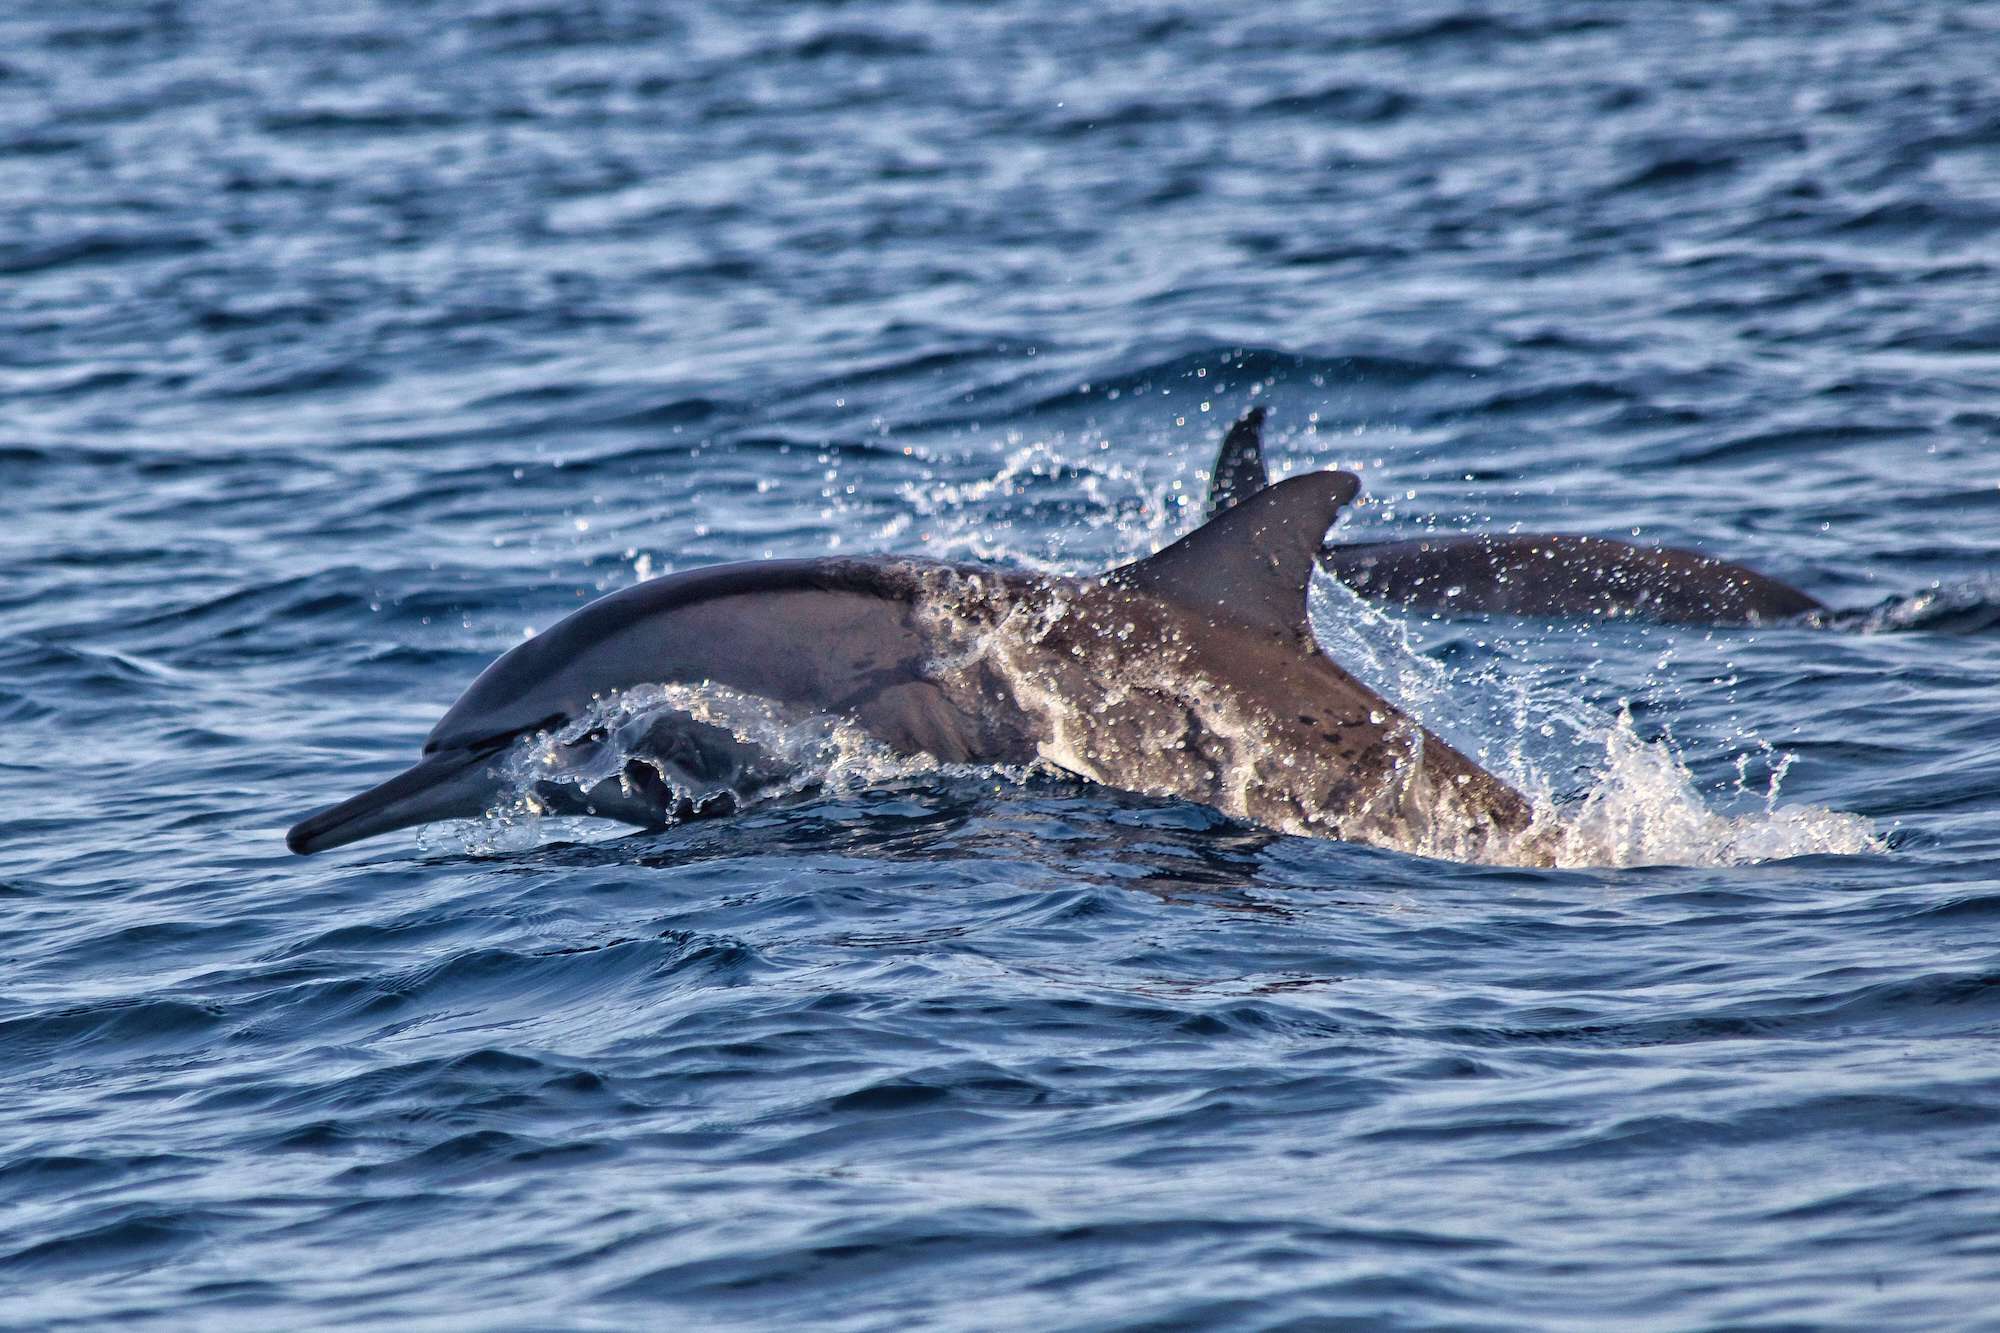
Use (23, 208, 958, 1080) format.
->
(289, 473, 1538, 860)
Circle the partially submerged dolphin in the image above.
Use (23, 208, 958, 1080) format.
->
(288, 474, 1537, 860)
(1210, 408, 1824, 624)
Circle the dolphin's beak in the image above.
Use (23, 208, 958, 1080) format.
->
(286, 748, 504, 855)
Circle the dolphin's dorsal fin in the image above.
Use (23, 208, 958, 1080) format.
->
(1206, 406, 1271, 519)
(1112, 471, 1360, 635)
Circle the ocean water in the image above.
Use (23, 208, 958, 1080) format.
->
(5, 0, 2000, 1326)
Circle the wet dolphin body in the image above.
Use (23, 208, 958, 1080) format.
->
(1209, 408, 1823, 624)
(288, 475, 1535, 859)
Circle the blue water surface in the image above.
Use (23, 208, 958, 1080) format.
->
(5, 1, 2000, 1326)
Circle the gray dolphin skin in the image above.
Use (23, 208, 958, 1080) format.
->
(1206, 409, 1824, 624)
(1208, 405, 1273, 517)
(288, 474, 1537, 860)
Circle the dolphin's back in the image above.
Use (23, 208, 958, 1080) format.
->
(1323, 535, 1824, 624)
(423, 558, 1036, 762)
(1079, 474, 1532, 852)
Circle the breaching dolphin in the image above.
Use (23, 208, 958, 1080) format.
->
(1209, 408, 1824, 624)
(288, 473, 1538, 860)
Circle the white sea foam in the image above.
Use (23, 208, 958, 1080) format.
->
(1307, 576, 1881, 868)
(1519, 706, 1879, 867)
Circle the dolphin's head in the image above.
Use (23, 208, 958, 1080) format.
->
(285, 601, 634, 855)
(284, 696, 790, 855)
(283, 558, 893, 854)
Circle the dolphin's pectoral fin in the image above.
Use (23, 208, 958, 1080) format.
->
(1206, 407, 1271, 520)
(1112, 472, 1360, 637)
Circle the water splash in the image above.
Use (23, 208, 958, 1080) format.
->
(421, 682, 1039, 857)
(1813, 578, 2000, 635)
(1524, 705, 1879, 867)
(1308, 576, 1881, 868)
(898, 431, 1194, 569)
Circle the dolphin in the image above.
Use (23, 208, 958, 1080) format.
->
(288, 474, 1538, 861)
(1208, 408, 1824, 624)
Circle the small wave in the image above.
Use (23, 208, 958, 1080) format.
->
(0, 1208, 216, 1277)
(466, 4, 681, 54)
(1612, 149, 1742, 193)
(0, 230, 208, 276)
(1048, 97, 1228, 137)
(1354, 11, 1617, 49)
(1464, 380, 1639, 418)
(0, 639, 179, 698)
(200, 356, 382, 400)
(1254, 82, 1415, 123)
(333, 1128, 612, 1187)
(1830, 196, 2000, 244)
(459, 385, 732, 432)
(1655, 423, 1919, 469)
(780, 30, 933, 62)
(1812, 580, 2000, 634)
(258, 105, 475, 135)
(0, 997, 225, 1063)
(0, 1151, 205, 1198)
